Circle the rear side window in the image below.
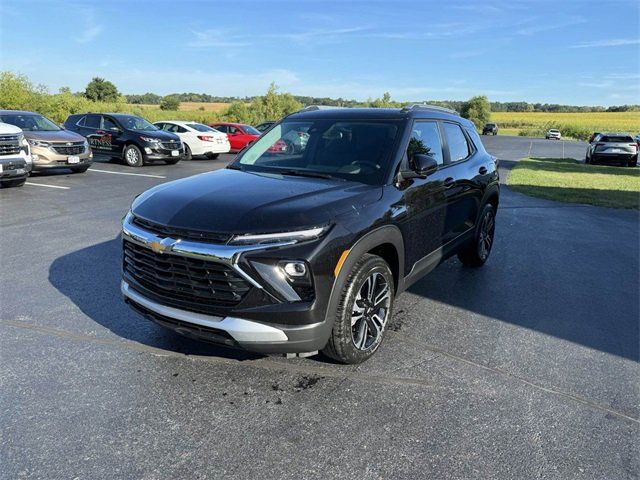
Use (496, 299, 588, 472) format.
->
(215, 125, 228, 133)
(84, 115, 100, 129)
(443, 123, 470, 162)
(408, 121, 444, 165)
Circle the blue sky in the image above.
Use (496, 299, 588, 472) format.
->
(1, 0, 639, 105)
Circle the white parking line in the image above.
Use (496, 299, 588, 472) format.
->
(527, 141, 533, 157)
(25, 182, 70, 190)
(89, 168, 166, 179)
(562, 141, 565, 159)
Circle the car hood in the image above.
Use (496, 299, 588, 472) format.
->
(24, 130, 86, 142)
(132, 168, 382, 234)
(132, 130, 180, 141)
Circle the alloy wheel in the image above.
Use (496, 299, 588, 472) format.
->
(351, 272, 391, 350)
(478, 210, 495, 261)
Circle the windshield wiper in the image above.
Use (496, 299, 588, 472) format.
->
(277, 169, 343, 181)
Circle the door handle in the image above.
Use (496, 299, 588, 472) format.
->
(443, 177, 455, 188)
(479, 166, 488, 175)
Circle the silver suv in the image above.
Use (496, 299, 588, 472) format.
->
(586, 133, 638, 167)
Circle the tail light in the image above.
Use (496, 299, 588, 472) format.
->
(630, 144, 637, 151)
(198, 135, 216, 142)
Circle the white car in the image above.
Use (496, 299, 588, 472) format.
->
(545, 129, 562, 140)
(0, 122, 32, 188)
(154, 120, 230, 160)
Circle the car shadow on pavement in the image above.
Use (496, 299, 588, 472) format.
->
(48, 236, 263, 361)
(404, 221, 639, 362)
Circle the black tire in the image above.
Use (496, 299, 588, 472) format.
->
(164, 157, 180, 165)
(628, 160, 637, 168)
(206, 152, 220, 160)
(123, 144, 144, 167)
(71, 165, 89, 173)
(584, 156, 590, 165)
(322, 254, 394, 364)
(184, 144, 192, 161)
(458, 203, 496, 268)
(1, 178, 26, 188)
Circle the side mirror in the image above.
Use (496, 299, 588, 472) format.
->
(401, 153, 438, 180)
(413, 154, 439, 176)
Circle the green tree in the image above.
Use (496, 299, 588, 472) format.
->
(460, 95, 491, 129)
(160, 95, 180, 111)
(0, 71, 42, 110)
(84, 77, 120, 102)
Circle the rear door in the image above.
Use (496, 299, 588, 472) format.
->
(440, 122, 484, 245)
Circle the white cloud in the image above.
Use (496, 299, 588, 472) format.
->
(570, 38, 640, 48)
(517, 16, 586, 35)
(75, 8, 103, 44)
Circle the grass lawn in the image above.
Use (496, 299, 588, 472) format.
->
(507, 157, 640, 209)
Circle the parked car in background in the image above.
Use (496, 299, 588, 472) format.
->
(65, 113, 183, 167)
(255, 121, 275, 133)
(545, 129, 561, 140)
(209, 122, 261, 152)
(482, 123, 498, 135)
(154, 121, 230, 160)
(0, 110, 92, 173)
(585, 133, 638, 167)
(634, 134, 640, 146)
(121, 104, 499, 364)
(0, 122, 32, 188)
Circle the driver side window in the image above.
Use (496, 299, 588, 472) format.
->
(408, 121, 443, 166)
(102, 117, 119, 131)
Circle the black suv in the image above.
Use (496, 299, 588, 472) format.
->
(121, 105, 499, 363)
(482, 123, 498, 135)
(64, 113, 183, 167)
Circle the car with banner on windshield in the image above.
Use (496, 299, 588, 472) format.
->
(153, 120, 230, 160)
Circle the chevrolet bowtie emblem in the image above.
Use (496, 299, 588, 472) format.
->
(149, 237, 178, 254)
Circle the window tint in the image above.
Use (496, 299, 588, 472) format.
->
(228, 126, 238, 134)
(601, 135, 633, 143)
(443, 123, 470, 162)
(84, 115, 100, 129)
(215, 125, 228, 133)
(155, 123, 166, 130)
(102, 117, 119, 131)
(408, 121, 443, 166)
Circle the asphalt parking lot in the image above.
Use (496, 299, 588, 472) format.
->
(1, 136, 638, 479)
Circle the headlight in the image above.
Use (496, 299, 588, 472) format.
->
(140, 136, 161, 143)
(27, 138, 51, 148)
(229, 226, 329, 246)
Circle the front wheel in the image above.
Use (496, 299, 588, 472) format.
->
(184, 144, 192, 161)
(458, 203, 496, 268)
(323, 254, 394, 364)
(123, 145, 144, 167)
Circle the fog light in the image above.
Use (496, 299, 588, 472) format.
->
(282, 261, 307, 277)
(31, 154, 39, 162)
(144, 147, 152, 154)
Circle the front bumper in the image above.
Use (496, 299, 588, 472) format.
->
(31, 145, 92, 170)
(0, 155, 31, 181)
(120, 213, 342, 353)
(143, 145, 184, 161)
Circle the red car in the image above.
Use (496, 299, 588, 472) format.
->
(209, 122, 261, 152)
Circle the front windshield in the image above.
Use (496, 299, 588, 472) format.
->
(0, 113, 61, 131)
(186, 123, 217, 133)
(118, 115, 158, 131)
(241, 125, 261, 135)
(232, 119, 401, 185)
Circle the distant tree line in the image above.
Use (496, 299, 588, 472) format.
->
(124, 90, 639, 113)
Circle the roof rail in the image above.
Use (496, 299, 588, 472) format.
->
(298, 105, 347, 112)
(401, 103, 459, 115)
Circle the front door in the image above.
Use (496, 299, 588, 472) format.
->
(397, 120, 449, 271)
